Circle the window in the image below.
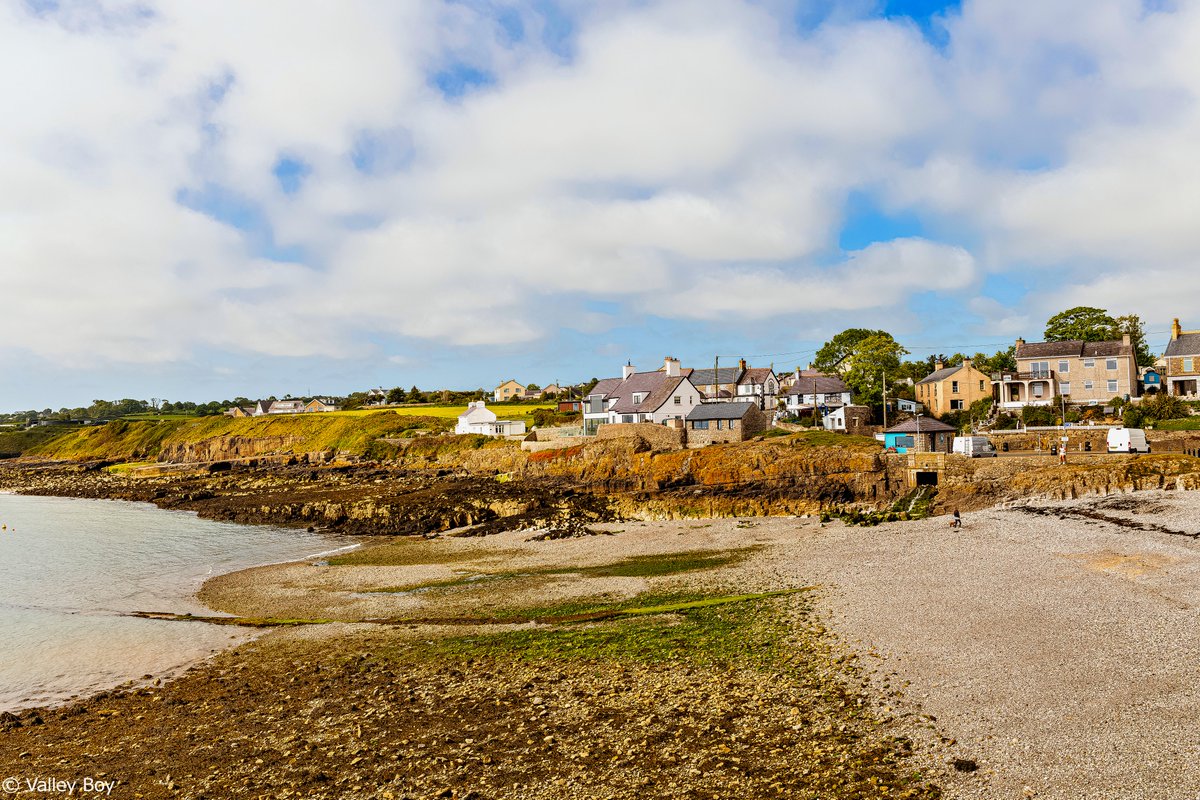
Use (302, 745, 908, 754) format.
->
(1106, 359, 1117, 371)
(716, 419, 724, 430)
(952, 381, 959, 393)
(1185, 358, 1195, 372)
(692, 420, 709, 430)
(950, 399, 964, 410)
(825, 393, 841, 404)
(673, 396, 681, 405)
(622, 414, 634, 423)
(895, 435, 915, 448)
(1084, 359, 1095, 368)
(979, 380, 986, 391)
(1060, 382, 1071, 395)
(1108, 380, 1118, 393)
(1058, 360, 1070, 374)
(1084, 381, 1093, 390)
(729, 419, 738, 429)
(1033, 383, 1045, 398)
(1030, 361, 1050, 378)
(632, 392, 645, 404)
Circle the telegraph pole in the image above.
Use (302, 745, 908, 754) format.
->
(882, 371, 888, 429)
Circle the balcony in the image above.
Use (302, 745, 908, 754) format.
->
(994, 370, 1057, 382)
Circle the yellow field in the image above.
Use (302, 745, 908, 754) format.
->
(329, 404, 555, 421)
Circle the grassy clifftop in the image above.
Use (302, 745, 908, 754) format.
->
(24, 412, 457, 462)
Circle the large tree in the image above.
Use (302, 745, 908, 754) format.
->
(1113, 314, 1155, 367)
(1043, 306, 1118, 342)
(815, 329, 908, 407)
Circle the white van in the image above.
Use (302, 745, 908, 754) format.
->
(1107, 428, 1150, 454)
(952, 436, 997, 458)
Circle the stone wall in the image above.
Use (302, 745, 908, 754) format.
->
(595, 422, 685, 452)
(686, 407, 769, 448)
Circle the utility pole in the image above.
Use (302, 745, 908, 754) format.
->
(882, 371, 888, 429)
(712, 355, 719, 402)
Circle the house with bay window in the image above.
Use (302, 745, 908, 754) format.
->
(994, 336, 1138, 408)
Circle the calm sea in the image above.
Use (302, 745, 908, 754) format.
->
(0, 493, 354, 711)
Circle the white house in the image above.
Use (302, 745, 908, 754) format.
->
(582, 358, 704, 433)
(268, 399, 306, 414)
(783, 371, 852, 415)
(455, 401, 527, 437)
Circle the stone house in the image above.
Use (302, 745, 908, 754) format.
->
(914, 359, 993, 416)
(686, 402, 770, 446)
(822, 405, 872, 434)
(734, 365, 780, 410)
(493, 380, 527, 402)
(1164, 319, 1200, 397)
(995, 337, 1138, 408)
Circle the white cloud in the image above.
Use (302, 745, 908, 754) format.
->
(4, 0, 1200, 393)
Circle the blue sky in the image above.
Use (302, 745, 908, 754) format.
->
(1, 0, 1196, 410)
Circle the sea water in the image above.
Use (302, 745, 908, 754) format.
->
(0, 493, 353, 711)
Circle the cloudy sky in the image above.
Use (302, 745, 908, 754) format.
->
(2, 0, 1197, 410)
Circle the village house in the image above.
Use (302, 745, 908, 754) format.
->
(1164, 319, 1200, 397)
(304, 398, 340, 413)
(914, 359, 993, 417)
(882, 416, 956, 454)
(686, 364, 742, 400)
(364, 388, 387, 406)
(782, 370, 852, 415)
(685, 402, 770, 446)
(733, 364, 780, 410)
(994, 336, 1138, 409)
(494, 379, 526, 402)
(267, 399, 305, 414)
(455, 401, 526, 437)
(523, 383, 563, 399)
(581, 358, 703, 434)
(224, 405, 254, 418)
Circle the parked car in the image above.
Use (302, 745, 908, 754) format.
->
(952, 436, 997, 458)
(1107, 428, 1150, 454)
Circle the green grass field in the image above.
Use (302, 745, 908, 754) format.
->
(1153, 417, 1200, 430)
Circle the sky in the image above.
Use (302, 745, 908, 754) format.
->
(2, 0, 1199, 410)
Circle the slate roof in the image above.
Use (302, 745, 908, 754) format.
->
(737, 367, 775, 386)
(686, 402, 756, 421)
(1016, 340, 1133, 360)
(884, 417, 957, 434)
(786, 374, 850, 395)
(587, 377, 623, 399)
(635, 376, 688, 413)
(915, 366, 962, 385)
(607, 372, 672, 414)
(689, 367, 743, 388)
(1165, 333, 1200, 357)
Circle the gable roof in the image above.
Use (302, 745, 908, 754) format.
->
(635, 376, 688, 413)
(587, 377, 623, 399)
(1016, 339, 1133, 360)
(737, 367, 775, 386)
(885, 417, 957, 434)
(607, 371, 672, 414)
(1165, 332, 1200, 357)
(689, 367, 743, 388)
(686, 402, 756, 421)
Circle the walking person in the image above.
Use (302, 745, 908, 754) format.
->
(951, 508, 962, 530)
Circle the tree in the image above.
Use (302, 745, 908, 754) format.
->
(813, 329, 893, 374)
(409, 386, 423, 403)
(1043, 306, 1118, 342)
(812, 329, 908, 409)
(386, 386, 406, 404)
(1114, 314, 1155, 367)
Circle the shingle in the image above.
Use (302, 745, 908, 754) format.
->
(915, 366, 962, 385)
(587, 377, 623, 398)
(688, 367, 742, 388)
(607, 372, 672, 414)
(786, 374, 849, 395)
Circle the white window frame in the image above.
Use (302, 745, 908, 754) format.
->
(1107, 380, 1118, 393)
(1106, 359, 1118, 371)
(1058, 360, 1070, 374)
(1059, 382, 1071, 395)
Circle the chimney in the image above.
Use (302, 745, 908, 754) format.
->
(1173, 318, 1182, 340)
(1122, 333, 1131, 347)
(962, 358, 972, 369)
(935, 360, 945, 371)
(663, 356, 681, 377)
(739, 358, 747, 372)
(1016, 337, 1026, 349)
(622, 362, 636, 380)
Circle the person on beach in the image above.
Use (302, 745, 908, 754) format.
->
(951, 508, 962, 529)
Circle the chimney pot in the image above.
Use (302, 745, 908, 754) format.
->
(1173, 318, 1182, 340)
(739, 358, 747, 372)
(622, 362, 636, 380)
(1122, 333, 1131, 346)
(935, 360, 945, 371)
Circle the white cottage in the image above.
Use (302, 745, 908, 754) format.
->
(456, 401, 527, 437)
